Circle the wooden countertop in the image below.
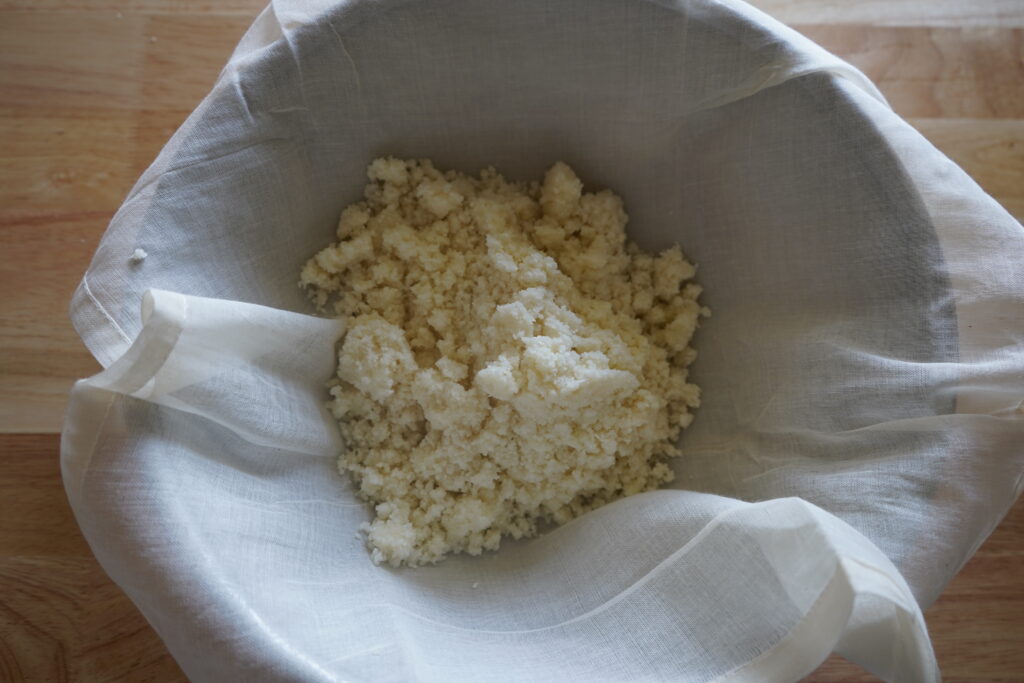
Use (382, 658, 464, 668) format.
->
(1, 1, 1021, 680)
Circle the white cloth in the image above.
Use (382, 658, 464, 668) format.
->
(62, 0, 1024, 680)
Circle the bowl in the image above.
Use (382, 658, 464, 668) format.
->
(64, 0, 1024, 680)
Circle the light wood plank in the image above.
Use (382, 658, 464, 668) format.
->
(0, 556, 187, 682)
(910, 118, 1024, 223)
(0, 435, 188, 681)
(0, 375, 89, 435)
(2, 0, 1022, 26)
(0, 108, 137, 211)
(0, 106, 193, 211)
(0, 13, 249, 111)
(0, 104, 190, 432)
(0, 213, 106, 432)
(0, 435, 91, 558)
(1, 2, 1022, 680)
(141, 15, 253, 109)
(132, 109, 194, 173)
(750, 0, 1024, 28)
(0, 13, 145, 110)
(2, 434, 1022, 682)
(799, 26, 1024, 119)
(3, 14, 1023, 120)
(806, 655, 882, 682)
(0, 0, 263, 14)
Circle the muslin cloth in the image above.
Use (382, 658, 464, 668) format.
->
(63, 0, 1024, 680)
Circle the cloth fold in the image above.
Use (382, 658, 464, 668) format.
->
(63, 0, 1023, 680)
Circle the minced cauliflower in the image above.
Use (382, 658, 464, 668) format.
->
(301, 158, 708, 566)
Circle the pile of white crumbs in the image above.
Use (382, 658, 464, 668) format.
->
(301, 158, 708, 567)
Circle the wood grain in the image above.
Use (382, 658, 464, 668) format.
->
(749, 0, 1024, 27)
(910, 118, 1024, 220)
(0, 0, 265, 14)
(2, 0, 1022, 26)
(4, 433, 1014, 675)
(0, 13, 249, 111)
(1, 1, 1022, 681)
(0, 435, 188, 682)
(0, 434, 1021, 682)
(0, 212, 105, 432)
(799, 26, 1024, 118)
(0, 7, 247, 433)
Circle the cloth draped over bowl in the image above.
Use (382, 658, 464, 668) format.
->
(62, 0, 1024, 680)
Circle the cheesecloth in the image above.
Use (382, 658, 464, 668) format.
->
(63, 0, 1024, 680)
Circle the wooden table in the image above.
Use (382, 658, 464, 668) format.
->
(0, 1, 1021, 680)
